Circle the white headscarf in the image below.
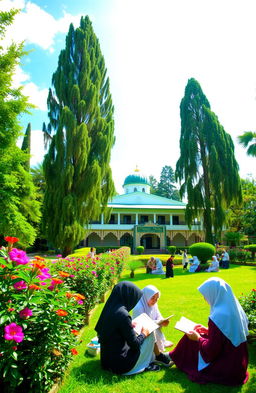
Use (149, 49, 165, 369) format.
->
(198, 277, 248, 347)
(192, 256, 200, 265)
(133, 285, 161, 320)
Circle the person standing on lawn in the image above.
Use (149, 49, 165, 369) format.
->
(169, 277, 249, 385)
(166, 255, 174, 278)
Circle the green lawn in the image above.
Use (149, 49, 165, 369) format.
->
(57, 264, 256, 393)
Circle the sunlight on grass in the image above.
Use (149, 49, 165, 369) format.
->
(58, 263, 256, 393)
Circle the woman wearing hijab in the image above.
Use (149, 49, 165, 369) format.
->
(189, 256, 200, 273)
(152, 258, 165, 275)
(169, 277, 249, 385)
(205, 256, 219, 272)
(95, 281, 158, 375)
(133, 285, 173, 352)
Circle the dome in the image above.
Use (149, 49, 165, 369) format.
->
(123, 169, 150, 187)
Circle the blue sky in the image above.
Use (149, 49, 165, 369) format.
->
(3, 0, 256, 193)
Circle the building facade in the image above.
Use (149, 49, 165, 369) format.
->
(85, 171, 204, 252)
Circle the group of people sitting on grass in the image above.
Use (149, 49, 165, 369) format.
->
(95, 277, 249, 386)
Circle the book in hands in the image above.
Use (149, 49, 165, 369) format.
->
(157, 314, 174, 325)
(132, 313, 159, 335)
(174, 316, 198, 334)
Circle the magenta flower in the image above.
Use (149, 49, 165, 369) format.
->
(37, 267, 51, 280)
(77, 300, 83, 305)
(13, 281, 27, 290)
(4, 323, 24, 343)
(19, 307, 33, 319)
(9, 248, 29, 265)
(56, 254, 62, 258)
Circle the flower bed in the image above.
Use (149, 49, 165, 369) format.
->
(0, 238, 128, 392)
(239, 288, 256, 342)
(50, 247, 129, 315)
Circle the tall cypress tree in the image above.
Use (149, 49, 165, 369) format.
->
(175, 78, 242, 243)
(21, 122, 31, 170)
(43, 16, 115, 256)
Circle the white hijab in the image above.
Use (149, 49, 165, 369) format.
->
(133, 285, 161, 320)
(198, 277, 248, 347)
(192, 256, 200, 265)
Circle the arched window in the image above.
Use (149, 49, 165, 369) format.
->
(134, 187, 137, 192)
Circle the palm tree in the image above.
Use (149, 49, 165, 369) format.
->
(238, 131, 256, 157)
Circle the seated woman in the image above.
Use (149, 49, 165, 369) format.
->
(205, 256, 219, 272)
(146, 257, 155, 274)
(152, 258, 165, 275)
(133, 285, 173, 352)
(169, 277, 249, 385)
(95, 281, 165, 375)
(189, 256, 200, 273)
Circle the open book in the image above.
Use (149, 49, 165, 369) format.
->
(174, 316, 198, 334)
(157, 314, 174, 325)
(132, 313, 159, 335)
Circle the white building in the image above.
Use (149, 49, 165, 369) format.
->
(85, 170, 204, 252)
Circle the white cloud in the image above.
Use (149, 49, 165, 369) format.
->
(3, 0, 83, 51)
(30, 129, 46, 166)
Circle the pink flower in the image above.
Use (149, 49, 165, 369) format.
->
(19, 307, 33, 319)
(4, 323, 24, 343)
(13, 281, 27, 290)
(77, 300, 83, 305)
(9, 248, 29, 265)
(56, 254, 62, 258)
(37, 267, 51, 280)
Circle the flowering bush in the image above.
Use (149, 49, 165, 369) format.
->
(239, 289, 256, 338)
(0, 240, 84, 393)
(229, 248, 251, 262)
(50, 247, 129, 315)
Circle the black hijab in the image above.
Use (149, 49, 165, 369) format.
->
(95, 281, 142, 338)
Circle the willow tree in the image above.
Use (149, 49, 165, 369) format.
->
(43, 16, 115, 256)
(238, 131, 256, 157)
(175, 78, 242, 243)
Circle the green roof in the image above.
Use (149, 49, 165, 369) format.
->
(123, 174, 150, 187)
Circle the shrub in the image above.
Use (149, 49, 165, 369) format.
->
(239, 289, 256, 338)
(224, 231, 243, 247)
(50, 247, 129, 314)
(0, 245, 83, 393)
(167, 246, 176, 254)
(244, 244, 256, 260)
(136, 246, 144, 255)
(189, 242, 215, 263)
(229, 248, 250, 262)
(126, 260, 143, 278)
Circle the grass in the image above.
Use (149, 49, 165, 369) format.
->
(57, 263, 256, 393)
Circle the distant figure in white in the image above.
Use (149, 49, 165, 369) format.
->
(152, 258, 165, 275)
(189, 256, 200, 273)
(205, 256, 219, 272)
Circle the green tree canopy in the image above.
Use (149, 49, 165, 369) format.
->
(228, 177, 256, 236)
(0, 9, 41, 246)
(43, 16, 115, 256)
(157, 165, 180, 200)
(238, 131, 256, 157)
(21, 122, 31, 170)
(175, 78, 242, 243)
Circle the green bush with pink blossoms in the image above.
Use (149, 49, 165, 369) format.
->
(50, 247, 129, 314)
(0, 239, 84, 393)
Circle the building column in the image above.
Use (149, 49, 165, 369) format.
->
(135, 213, 138, 225)
(170, 214, 173, 225)
(118, 213, 120, 225)
(101, 213, 104, 225)
(154, 214, 156, 224)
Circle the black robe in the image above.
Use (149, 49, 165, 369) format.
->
(95, 281, 145, 374)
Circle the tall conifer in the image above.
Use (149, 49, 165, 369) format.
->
(43, 16, 115, 256)
(175, 78, 242, 243)
(21, 122, 31, 170)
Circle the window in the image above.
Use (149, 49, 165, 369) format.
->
(173, 216, 179, 225)
(134, 187, 137, 192)
(157, 216, 165, 224)
(142, 188, 145, 192)
(140, 215, 148, 224)
(109, 215, 115, 224)
(123, 215, 131, 224)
